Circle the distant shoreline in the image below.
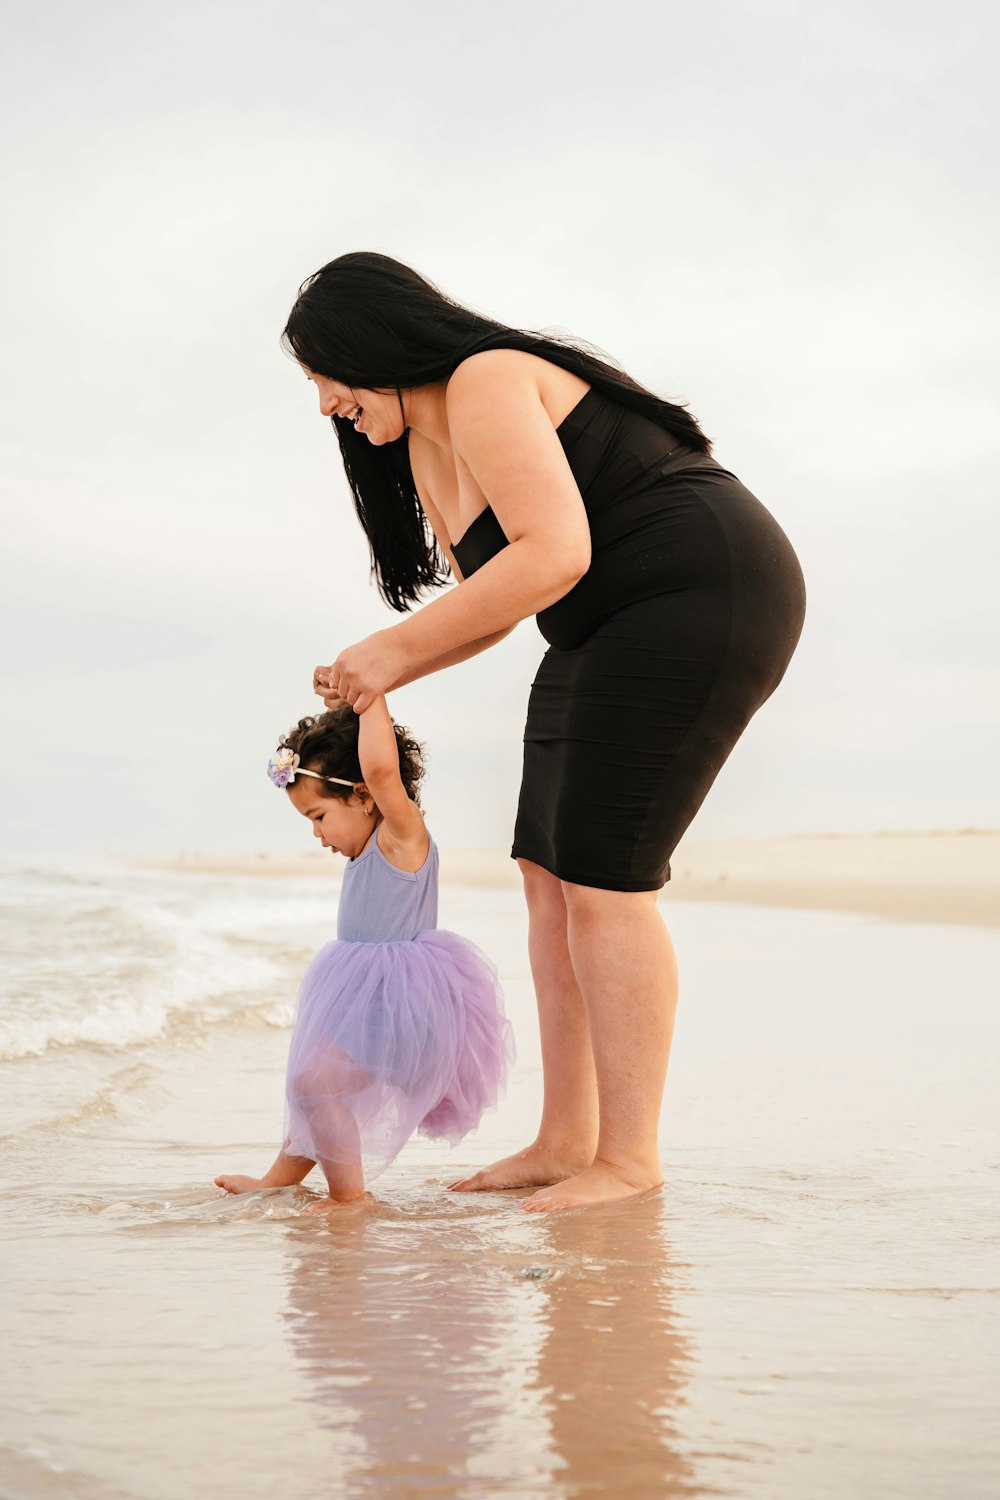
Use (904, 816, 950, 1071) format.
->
(127, 830, 1000, 930)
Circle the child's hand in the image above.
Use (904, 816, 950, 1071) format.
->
(313, 664, 347, 710)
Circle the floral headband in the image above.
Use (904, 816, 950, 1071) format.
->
(267, 748, 359, 791)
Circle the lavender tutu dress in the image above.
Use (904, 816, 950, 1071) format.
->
(283, 823, 514, 1182)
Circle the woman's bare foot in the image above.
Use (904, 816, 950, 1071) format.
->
(446, 1142, 594, 1193)
(522, 1159, 663, 1213)
(215, 1174, 267, 1195)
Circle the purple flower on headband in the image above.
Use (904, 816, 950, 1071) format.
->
(267, 748, 300, 788)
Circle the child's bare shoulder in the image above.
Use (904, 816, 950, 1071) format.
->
(376, 806, 430, 874)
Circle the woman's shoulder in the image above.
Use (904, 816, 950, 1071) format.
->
(447, 349, 591, 433)
(449, 347, 538, 386)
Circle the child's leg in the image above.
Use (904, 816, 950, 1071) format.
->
(215, 1148, 315, 1196)
(305, 1136, 366, 1211)
(291, 1045, 369, 1209)
(217, 1044, 370, 1206)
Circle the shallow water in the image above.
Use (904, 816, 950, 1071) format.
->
(1, 862, 998, 1498)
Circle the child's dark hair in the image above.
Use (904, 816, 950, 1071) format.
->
(279, 707, 426, 807)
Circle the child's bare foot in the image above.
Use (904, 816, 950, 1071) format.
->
(215, 1152, 314, 1197)
(446, 1142, 594, 1193)
(302, 1192, 368, 1215)
(522, 1159, 663, 1213)
(215, 1174, 266, 1195)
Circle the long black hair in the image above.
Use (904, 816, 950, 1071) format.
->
(282, 251, 711, 611)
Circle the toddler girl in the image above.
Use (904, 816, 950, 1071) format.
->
(215, 696, 514, 1212)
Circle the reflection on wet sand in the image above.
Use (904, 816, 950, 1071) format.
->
(280, 1189, 699, 1499)
(532, 1194, 698, 1498)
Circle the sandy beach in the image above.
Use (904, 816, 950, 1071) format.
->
(2, 840, 998, 1498)
(146, 829, 1000, 927)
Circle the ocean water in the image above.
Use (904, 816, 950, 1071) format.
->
(0, 857, 347, 1165)
(1, 859, 998, 1499)
(0, 858, 338, 1061)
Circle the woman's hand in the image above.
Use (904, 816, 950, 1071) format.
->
(313, 630, 409, 715)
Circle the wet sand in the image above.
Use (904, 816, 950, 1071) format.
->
(2, 875, 999, 1497)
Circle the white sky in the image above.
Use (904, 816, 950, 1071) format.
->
(2, 0, 998, 857)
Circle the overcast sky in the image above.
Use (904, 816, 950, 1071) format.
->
(2, 0, 997, 858)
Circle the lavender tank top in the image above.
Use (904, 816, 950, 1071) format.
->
(336, 823, 439, 944)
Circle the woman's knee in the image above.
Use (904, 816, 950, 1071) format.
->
(561, 879, 659, 926)
(517, 857, 564, 902)
(517, 858, 569, 926)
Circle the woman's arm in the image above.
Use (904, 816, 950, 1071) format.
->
(387, 625, 516, 690)
(370, 472, 517, 691)
(313, 487, 520, 708)
(319, 449, 514, 696)
(333, 353, 590, 710)
(315, 629, 514, 708)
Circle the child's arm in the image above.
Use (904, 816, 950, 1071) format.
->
(357, 695, 428, 866)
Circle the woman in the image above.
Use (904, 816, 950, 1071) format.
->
(285, 251, 806, 1212)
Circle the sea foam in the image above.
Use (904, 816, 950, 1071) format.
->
(0, 860, 338, 1060)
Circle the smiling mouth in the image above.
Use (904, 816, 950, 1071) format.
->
(344, 404, 364, 429)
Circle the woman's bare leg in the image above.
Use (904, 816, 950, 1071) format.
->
(448, 858, 600, 1191)
(524, 884, 678, 1212)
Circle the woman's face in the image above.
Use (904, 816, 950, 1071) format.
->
(301, 366, 404, 445)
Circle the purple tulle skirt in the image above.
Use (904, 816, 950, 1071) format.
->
(282, 930, 514, 1181)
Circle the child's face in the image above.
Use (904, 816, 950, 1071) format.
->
(287, 780, 376, 859)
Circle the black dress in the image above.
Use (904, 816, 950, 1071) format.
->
(450, 386, 807, 892)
